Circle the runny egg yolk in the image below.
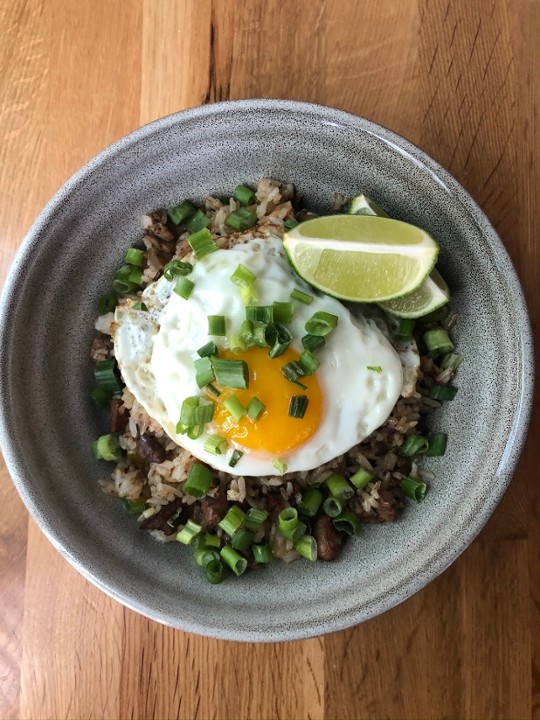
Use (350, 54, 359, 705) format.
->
(211, 347, 323, 456)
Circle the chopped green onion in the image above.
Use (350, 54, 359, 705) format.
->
(228, 334, 245, 353)
(194, 546, 221, 568)
(132, 302, 148, 311)
(400, 434, 429, 456)
(206, 383, 220, 397)
(188, 228, 217, 259)
(277, 508, 306, 543)
(231, 528, 254, 551)
(124, 247, 145, 267)
(187, 424, 204, 440)
(223, 394, 245, 421)
(441, 352, 463, 371)
(174, 276, 195, 300)
(273, 458, 288, 475)
(424, 328, 454, 357)
(289, 395, 309, 419)
(284, 218, 299, 230)
(211, 357, 249, 389)
(186, 208, 210, 233)
(297, 487, 323, 517)
(121, 498, 146, 516)
(290, 288, 313, 304)
(240, 320, 254, 348)
(207, 315, 226, 336)
(425, 432, 448, 457)
(246, 305, 273, 323)
(184, 464, 214, 499)
(90, 387, 111, 408)
(204, 434, 227, 455)
(349, 467, 373, 490)
(225, 208, 258, 232)
(240, 283, 258, 305)
(272, 301, 294, 324)
(332, 512, 362, 536)
(197, 341, 218, 358)
(168, 199, 196, 225)
(178, 396, 214, 427)
(220, 545, 248, 576)
(163, 259, 193, 281)
(94, 358, 123, 394)
(247, 396, 266, 421)
(175, 422, 189, 435)
(229, 449, 243, 468)
(252, 544, 273, 564)
(429, 384, 458, 401)
(111, 279, 133, 294)
(397, 318, 415, 339)
(193, 357, 214, 388)
(252, 323, 268, 347)
(295, 535, 318, 561)
(265, 323, 293, 358)
(401, 476, 427, 502)
(98, 290, 118, 315)
(218, 505, 246, 536)
(324, 473, 354, 500)
(305, 311, 338, 337)
(243, 508, 269, 532)
(301, 334, 326, 353)
(234, 184, 256, 206)
(323, 497, 343, 518)
(282, 360, 307, 388)
(203, 532, 221, 548)
(230, 263, 256, 288)
(367, 365, 382, 373)
(299, 350, 319, 376)
(128, 266, 143, 287)
(206, 558, 224, 584)
(115, 264, 133, 281)
(176, 519, 203, 545)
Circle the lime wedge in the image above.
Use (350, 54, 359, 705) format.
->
(283, 215, 439, 303)
(378, 269, 450, 318)
(348, 194, 390, 217)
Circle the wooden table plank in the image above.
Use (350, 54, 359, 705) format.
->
(0, 1, 538, 719)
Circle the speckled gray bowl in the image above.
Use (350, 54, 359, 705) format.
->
(0, 100, 533, 641)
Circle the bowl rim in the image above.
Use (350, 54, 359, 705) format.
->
(0, 99, 534, 641)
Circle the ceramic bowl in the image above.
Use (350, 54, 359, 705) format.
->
(0, 100, 533, 641)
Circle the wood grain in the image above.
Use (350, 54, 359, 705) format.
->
(0, 1, 538, 718)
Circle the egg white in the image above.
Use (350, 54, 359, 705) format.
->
(113, 236, 403, 476)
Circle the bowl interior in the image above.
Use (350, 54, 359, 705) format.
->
(0, 101, 532, 641)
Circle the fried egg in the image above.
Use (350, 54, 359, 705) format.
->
(113, 237, 403, 476)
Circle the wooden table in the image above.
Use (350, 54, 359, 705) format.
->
(0, 2, 538, 718)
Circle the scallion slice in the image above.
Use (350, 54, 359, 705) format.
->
(284, 218, 299, 230)
(400, 434, 429, 456)
(206, 558, 224, 584)
(231, 528, 254, 552)
(324, 473, 354, 500)
(94, 358, 123, 394)
(290, 288, 313, 304)
(366, 365, 382, 373)
(424, 328, 454, 357)
(168, 200, 196, 225)
(282, 360, 307, 388)
(400, 476, 427, 502)
(115, 264, 133, 281)
(219, 505, 246, 536)
(297, 487, 323, 517)
(174, 276, 195, 300)
(220, 545, 248, 576)
(128, 266, 143, 287)
(240, 283, 258, 305)
(178, 396, 214, 427)
(289, 395, 309, 419)
(225, 208, 258, 232)
(397, 318, 415, 339)
(294, 535, 318, 561)
(246, 305, 273, 323)
(247, 396, 266, 421)
(429, 383, 458, 401)
(425, 432, 448, 457)
(186, 209, 210, 233)
(203, 532, 221, 549)
(441, 352, 463, 371)
(197, 341, 218, 358)
(243, 508, 269, 532)
(223, 394, 245, 421)
(188, 228, 217, 259)
(121, 498, 146, 516)
(305, 311, 338, 337)
(252, 544, 273, 564)
(211, 357, 249, 389)
(332, 512, 362, 536)
(204, 434, 228, 455)
(233, 184, 256, 206)
(98, 290, 118, 315)
(277, 508, 306, 542)
(207, 315, 226, 336)
(163, 259, 193, 281)
(194, 546, 221, 568)
(272, 301, 294, 324)
(299, 350, 319, 376)
(176, 519, 203, 545)
(90, 387, 111, 408)
(349, 468, 373, 490)
(230, 263, 256, 288)
(252, 323, 268, 348)
(124, 247, 145, 267)
(206, 383, 220, 397)
(229, 449, 243, 468)
(323, 497, 343, 518)
(187, 424, 204, 440)
(273, 458, 288, 475)
(91, 433, 122, 462)
(301, 334, 326, 353)
(228, 334, 245, 353)
(194, 357, 214, 388)
(265, 323, 292, 358)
